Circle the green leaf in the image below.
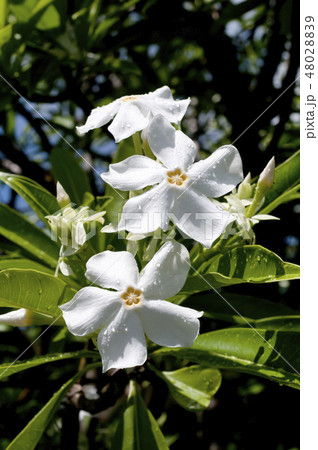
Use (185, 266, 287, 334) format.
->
(260, 150, 300, 212)
(112, 380, 169, 450)
(50, 147, 92, 205)
(259, 183, 300, 214)
(0, 258, 80, 290)
(7, 362, 101, 450)
(152, 324, 300, 389)
(153, 365, 222, 411)
(0, 269, 76, 317)
(0, 350, 98, 380)
(0, 172, 59, 225)
(0, 258, 54, 274)
(0, 204, 59, 268)
(0, 0, 7, 28)
(182, 245, 299, 294)
(182, 291, 297, 324)
(248, 315, 300, 332)
(9, 0, 65, 30)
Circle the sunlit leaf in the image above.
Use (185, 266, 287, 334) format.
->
(153, 365, 222, 411)
(0, 269, 76, 316)
(182, 245, 299, 294)
(0, 172, 59, 225)
(152, 323, 300, 389)
(0, 350, 98, 380)
(0, 204, 59, 268)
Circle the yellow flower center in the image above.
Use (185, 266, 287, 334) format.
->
(167, 168, 188, 186)
(121, 286, 142, 307)
(121, 95, 138, 102)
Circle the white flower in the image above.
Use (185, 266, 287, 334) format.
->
(101, 115, 243, 248)
(60, 241, 202, 372)
(76, 86, 190, 142)
(221, 194, 279, 240)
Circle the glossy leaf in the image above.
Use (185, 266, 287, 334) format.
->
(182, 245, 299, 294)
(0, 204, 59, 268)
(112, 380, 169, 450)
(7, 362, 101, 450)
(0, 172, 59, 224)
(152, 324, 300, 389)
(260, 184, 300, 214)
(249, 315, 300, 332)
(50, 147, 92, 205)
(0, 269, 76, 317)
(182, 291, 297, 324)
(154, 365, 222, 411)
(0, 350, 98, 380)
(0, 258, 54, 274)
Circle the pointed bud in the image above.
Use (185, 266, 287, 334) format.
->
(237, 172, 252, 199)
(0, 309, 64, 326)
(258, 157, 275, 192)
(56, 182, 71, 208)
(246, 158, 275, 218)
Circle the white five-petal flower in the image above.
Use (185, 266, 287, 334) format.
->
(60, 241, 202, 372)
(76, 86, 190, 142)
(101, 115, 243, 247)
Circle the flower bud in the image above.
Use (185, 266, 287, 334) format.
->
(56, 182, 71, 208)
(46, 206, 106, 249)
(237, 172, 252, 199)
(258, 157, 275, 192)
(0, 309, 64, 326)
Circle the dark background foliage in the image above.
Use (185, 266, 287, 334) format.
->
(0, 0, 299, 448)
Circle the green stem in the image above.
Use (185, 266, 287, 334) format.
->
(132, 132, 143, 155)
(246, 186, 264, 218)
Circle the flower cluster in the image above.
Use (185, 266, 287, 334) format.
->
(60, 86, 272, 372)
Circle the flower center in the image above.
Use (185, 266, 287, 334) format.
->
(167, 168, 188, 186)
(121, 286, 142, 307)
(121, 95, 138, 102)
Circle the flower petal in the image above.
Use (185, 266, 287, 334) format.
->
(108, 102, 149, 142)
(59, 287, 121, 336)
(101, 155, 165, 191)
(148, 115, 196, 170)
(85, 250, 139, 290)
(172, 188, 232, 248)
(60, 260, 73, 276)
(73, 221, 86, 247)
(151, 86, 174, 100)
(187, 145, 243, 198)
(138, 241, 190, 300)
(252, 214, 280, 221)
(117, 181, 175, 234)
(97, 307, 147, 372)
(137, 300, 202, 347)
(76, 101, 120, 135)
(148, 87, 190, 123)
